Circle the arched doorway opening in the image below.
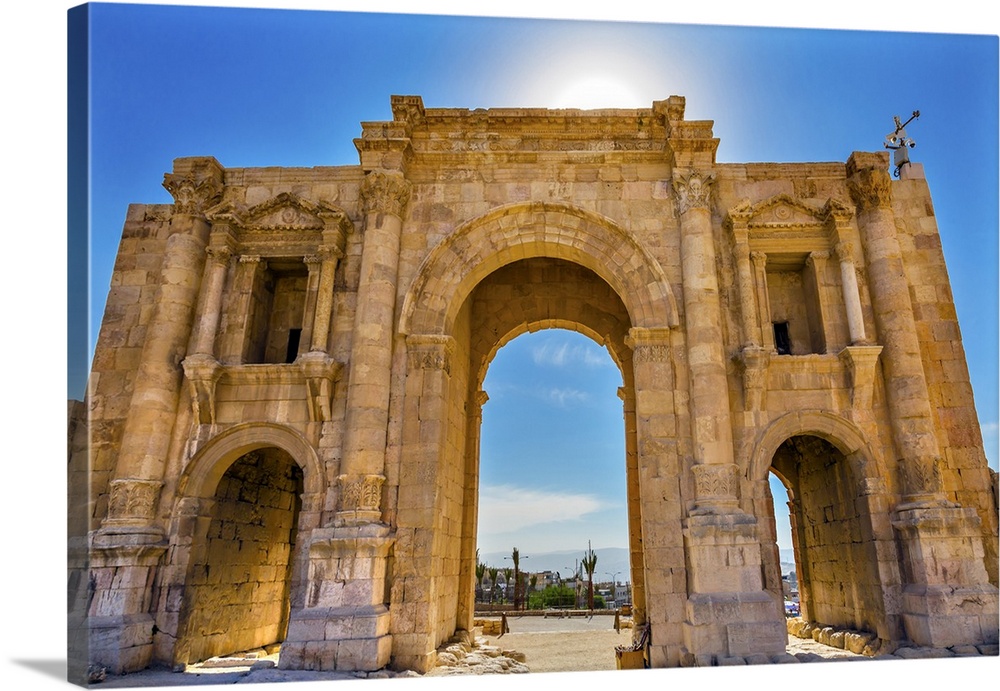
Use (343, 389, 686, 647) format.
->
(175, 447, 304, 665)
(475, 327, 628, 613)
(765, 435, 884, 635)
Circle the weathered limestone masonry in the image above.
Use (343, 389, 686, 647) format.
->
(70, 95, 999, 679)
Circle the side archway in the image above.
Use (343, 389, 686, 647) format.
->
(748, 411, 900, 641)
(165, 423, 324, 666)
(399, 201, 680, 336)
(748, 410, 879, 487)
(177, 422, 325, 501)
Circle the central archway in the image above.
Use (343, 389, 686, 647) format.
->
(390, 203, 681, 671)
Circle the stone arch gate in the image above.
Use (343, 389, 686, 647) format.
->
(77, 96, 998, 678)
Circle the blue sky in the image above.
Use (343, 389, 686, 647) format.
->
(4, 2, 996, 689)
(67, 2, 998, 559)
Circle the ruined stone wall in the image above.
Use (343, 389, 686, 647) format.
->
(892, 176, 999, 585)
(181, 449, 302, 663)
(83, 204, 173, 528)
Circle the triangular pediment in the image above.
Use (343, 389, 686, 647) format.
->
(245, 193, 328, 230)
(728, 194, 826, 228)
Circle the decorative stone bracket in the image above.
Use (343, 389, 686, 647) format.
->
(737, 346, 770, 411)
(182, 354, 224, 425)
(298, 352, 344, 422)
(839, 345, 883, 411)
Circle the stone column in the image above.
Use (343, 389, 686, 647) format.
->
(848, 151, 998, 648)
(750, 251, 774, 352)
(834, 241, 868, 345)
(726, 215, 761, 350)
(672, 171, 786, 665)
(309, 247, 340, 353)
(182, 244, 231, 426)
(299, 255, 322, 357)
(91, 157, 224, 674)
(336, 170, 412, 525)
(218, 255, 264, 364)
(805, 250, 834, 352)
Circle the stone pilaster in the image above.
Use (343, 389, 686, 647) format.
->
(336, 170, 411, 526)
(672, 170, 736, 476)
(848, 151, 999, 648)
(625, 326, 681, 666)
(457, 389, 489, 633)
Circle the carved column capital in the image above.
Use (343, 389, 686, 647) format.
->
(104, 478, 163, 526)
(163, 168, 224, 215)
(672, 170, 715, 214)
(691, 464, 741, 513)
(335, 474, 386, 525)
(360, 170, 412, 218)
(205, 245, 232, 265)
(847, 166, 893, 212)
(834, 241, 855, 262)
(749, 250, 768, 265)
(239, 254, 263, 265)
(406, 334, 457, 375)
(625, 327, 673, 363)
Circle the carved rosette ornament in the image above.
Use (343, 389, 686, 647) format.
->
(672, 170, 715, 215)
(360, 171, 412, 219)
(163, 171, 224, 216)
(105, 478, 163, 525)
(691, 464, 740, 513)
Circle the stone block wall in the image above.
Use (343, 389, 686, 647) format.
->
(180, 449, 302, 663)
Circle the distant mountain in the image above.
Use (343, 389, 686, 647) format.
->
(479, 547, 630, 582)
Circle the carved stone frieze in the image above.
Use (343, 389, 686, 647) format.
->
(361, 171, 412, 218)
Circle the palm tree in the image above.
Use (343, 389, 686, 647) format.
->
(488, 567, 499, 605)
(475, 552, 487, 603)
(582, 540, 598, 611)
(511, 547, 521, 610)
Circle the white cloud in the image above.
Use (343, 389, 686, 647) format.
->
(531, 340, 612, 369)
(979, 421, 999, 435)
(546, 387, 589, 407)
(478, 484, 606, 534)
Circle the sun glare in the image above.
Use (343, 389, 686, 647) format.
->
(550, 76, 645, 109)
